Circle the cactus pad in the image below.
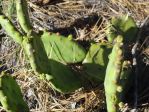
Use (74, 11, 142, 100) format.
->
(0, 73, 29, 112)
(40, 31, 86, 64)
(104, 36, 132, 112)
(47, 60, 82, 93)
(106, 15, 138, 42)
(83, 43, 112, 81)
(22, 33, 83, 93)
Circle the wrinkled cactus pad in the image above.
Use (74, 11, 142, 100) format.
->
(106, 15, 138, 42)
(0, 73, 29, 112)
(83, 43, 112, 81)
(40, 31, 86, 64)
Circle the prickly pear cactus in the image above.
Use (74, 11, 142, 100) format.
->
(83, 43, 112, 81)
(104, 36, 132, 112)
(106, 15, 138, 42)
(0, 0, 86, 93)
(0, 73, 29, 112)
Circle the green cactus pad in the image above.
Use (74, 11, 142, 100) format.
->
(40, 31, 86, 64)
(47, 60, 82, 93)
(16, 0, 32, 33)
(40, 61, 82, 93)
(104, 36, 124, 112)
(106, 15, 138, 42)
(104, 36, 132, 112)
(0, 73, 29, 112)
(22, 34, 82, 93)
(83, 43, 112, 81)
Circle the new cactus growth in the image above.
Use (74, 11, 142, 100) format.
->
(0, 0, 86, 93)
(0, 73, 29, 112)
(104, 36, 132, 112)
(106, 15, 138, 43)
(83, 43, 112, 81)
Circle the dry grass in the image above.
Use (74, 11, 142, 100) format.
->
(12, 69, 105, 112)
(0, 0, 149, 112)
